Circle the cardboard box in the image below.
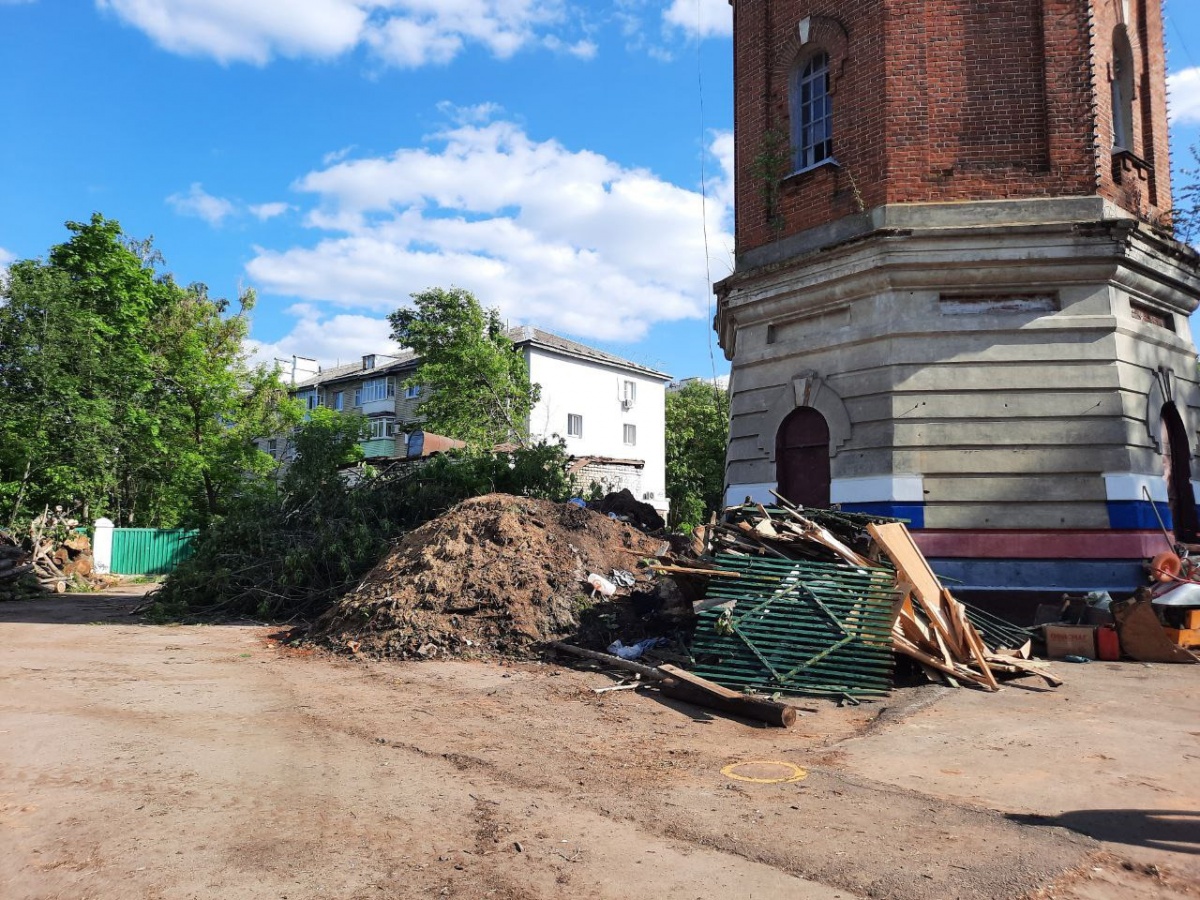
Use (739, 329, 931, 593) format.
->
(1043, 624, 1097, 659)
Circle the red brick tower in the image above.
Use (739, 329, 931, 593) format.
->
(716, 0, 1200, 601)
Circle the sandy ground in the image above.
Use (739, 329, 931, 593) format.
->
(1, 590, 1198, 900)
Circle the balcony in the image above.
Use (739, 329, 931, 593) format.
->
(359, 437, 399, 459)
(360, 397, 396, 416)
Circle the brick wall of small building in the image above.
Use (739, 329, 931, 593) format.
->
(570, 462, 643, 501)
(733, 0, 1172, 255)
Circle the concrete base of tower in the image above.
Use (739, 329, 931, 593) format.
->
(716, 197, 1200, 595)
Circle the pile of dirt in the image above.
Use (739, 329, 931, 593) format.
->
(588, 488, 666, 532)
(313, 493, 667, 659)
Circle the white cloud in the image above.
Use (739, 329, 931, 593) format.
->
(167, 184, 291, 226)
(166, 182, 237, 225)
(245, 116, 734, 343)
(245, 305, 399, 369)
(249, 201, 291, 221)
(0, 247, 14, 289)
(1169, 67, 1200, 125)
(662, 0, 730, 39)
(96, 0, 584, 68)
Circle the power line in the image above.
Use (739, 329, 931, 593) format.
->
(696, 0, 723, 398)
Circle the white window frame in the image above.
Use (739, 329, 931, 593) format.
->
(623, 424, 637, 446)
(567, 413, 583, 438)
(790, 51, 833, 172)
(361, 377, 395, 403)
(623, 380, 636, 402)
(366, 417, 396, 440)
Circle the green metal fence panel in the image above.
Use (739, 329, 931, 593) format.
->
(689, 554, 900, 700)
(110, 528, 199, 575)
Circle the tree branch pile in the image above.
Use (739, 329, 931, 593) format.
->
(0, 507, 100, 599)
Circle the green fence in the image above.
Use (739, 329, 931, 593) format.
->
(110, 528, 199, 575)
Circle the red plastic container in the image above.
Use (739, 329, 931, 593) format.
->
(1096, 625, 1121, 661)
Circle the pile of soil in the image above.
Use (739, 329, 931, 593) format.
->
(313, 493, 667, 659)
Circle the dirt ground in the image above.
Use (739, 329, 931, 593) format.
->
(2, 590, 1198, 900)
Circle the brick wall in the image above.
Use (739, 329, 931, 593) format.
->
(570, 461, 644, 501)
(733, 0, 1172, 254)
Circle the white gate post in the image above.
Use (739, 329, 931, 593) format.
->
(93, 518, 114, 574)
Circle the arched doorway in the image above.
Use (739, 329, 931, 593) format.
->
(775, 407, 831, 508)
(1161, 402, 1199, 542)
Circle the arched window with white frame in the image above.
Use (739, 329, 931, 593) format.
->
(789, 51, 833, 171)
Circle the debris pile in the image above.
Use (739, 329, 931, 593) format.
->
(0, 508, 98, 600)
(313, 493, 668, 658)
(676, 494, 1058, 700)
(868, 522, 1059, 689)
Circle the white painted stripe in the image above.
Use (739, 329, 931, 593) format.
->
(724, 483, 777, 507)
(830, 475, 925, 504)
(1103, 473, 1168, 503)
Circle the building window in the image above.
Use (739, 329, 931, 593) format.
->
(623, 424, 637, 446)
(298, 389, 318, 410)
(267, 438, 278, 455)
(332, 391, 343, 411)
(405, 383, 422, 400)
(567, 414, 583, 438)
(1111, 29, 1135, 151)
(367, 417, 395, 440)
(621, 380, 636, 409)
(362, 354, 375, 370)
(361, 377, 395, 403)
(790, 51, 833, 171)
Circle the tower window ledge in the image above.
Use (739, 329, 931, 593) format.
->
(782, 157, 840, 183)
(1111, 148, 1152, 183)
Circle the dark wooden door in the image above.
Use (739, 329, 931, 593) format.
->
(776, 407, 831, 508)
(1161, 402, 1199, 541)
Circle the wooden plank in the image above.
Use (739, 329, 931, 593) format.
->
(892, 635, 997, 691)
(956, 603, 999, 690)
(868, 522, 959, 652)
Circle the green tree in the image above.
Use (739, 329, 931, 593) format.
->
(665, 380, 729, 532)
(1177, 144, 1200, 245)
(0, 214, 296, 527)
(388, 287, 540, 447)
(150, 284, 302, 526)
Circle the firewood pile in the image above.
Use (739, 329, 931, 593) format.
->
(0, 507, 99, 600)
(672, 492, 1057, 695)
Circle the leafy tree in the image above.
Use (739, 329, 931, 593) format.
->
(150, 284, 302, 526)
(665, 380, 729, 532)
(0, 214, 295, 527)
(1177, 144, 1200, 245)
(388, 287, 540, 447)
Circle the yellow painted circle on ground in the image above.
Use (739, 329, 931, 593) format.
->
(720, 760, 808, 784)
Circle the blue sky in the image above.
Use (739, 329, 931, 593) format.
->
(1, 1, 1198, 383)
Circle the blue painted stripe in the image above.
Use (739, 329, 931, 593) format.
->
(928, 558, 1146, 594)
(1106, 500, 1173, 531)
(840, 502, 924, 528)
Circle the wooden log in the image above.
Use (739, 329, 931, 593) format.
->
(546, 641, 666, 681)
(657, 664, 798, 727)
(0, 563, 34, 581)
(547, 642, 798, 727)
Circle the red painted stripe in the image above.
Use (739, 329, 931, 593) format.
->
(913, 530, 1169, 560)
